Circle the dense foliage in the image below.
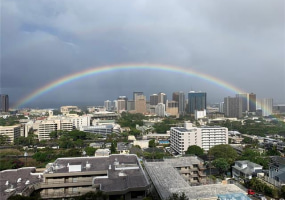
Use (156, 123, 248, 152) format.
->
(185, 145, 204, 156)
(208, 144, 238, 164)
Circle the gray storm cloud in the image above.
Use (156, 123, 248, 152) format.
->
(1, 0, 284, 107)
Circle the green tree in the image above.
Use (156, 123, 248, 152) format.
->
(149, 139, 156, 148)
(32, 152, 49, 162)
(208, 144, 238, 164)
(212, 158, 230, 177)
(185, 145, 204, 156)
(110, 142, 117, 154)
(0, 135, 10, 145)
(84, 146, 97, 156)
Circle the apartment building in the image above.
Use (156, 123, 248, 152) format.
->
(27, 119, 73, 141)
(170, 122, 228, 154)
(0, 125, 21, 143)
(60, 106, 81, 115)
(40, 154, 149, 199)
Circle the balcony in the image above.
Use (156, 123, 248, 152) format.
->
(198, 164, 206, 170)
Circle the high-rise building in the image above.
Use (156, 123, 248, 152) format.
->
(117, 96, 128, 111)
(172, 92, 179, 102)
(127, 100, 135, 111)
(259, 98, 273, 116)
(223, 96, 242, 118)
(158, 92, 167, 104)
(188, 91, 206, 114)
(166, 100, 179, 116)
(135, 94, 146, 114)
(219, 102, 224, 113)
(104, 100, 112, 111)
(236, 93, 256, 113)
(248, 93, 256, 112)
(117, 99, 126, 113)
(155, 103, 165, 117)
(1, 94, 9, 112)
(133, 92, 144, 101)
(178, 92, 185, 115)
(150, 94, 159, 106)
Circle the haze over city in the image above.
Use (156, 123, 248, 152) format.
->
(1, 0, 284, 108)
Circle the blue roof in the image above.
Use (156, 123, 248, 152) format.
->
(217, 193, 251, 200)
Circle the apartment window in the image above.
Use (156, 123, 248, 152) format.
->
(72, 177, 78, 183)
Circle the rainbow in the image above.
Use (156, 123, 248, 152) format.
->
(14, 63, 246, 108)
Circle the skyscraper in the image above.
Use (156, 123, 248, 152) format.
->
(158, 92, 167, 104)
(150, 94, 159, 106)
(133, 92, 144, 101)
(155, 103, 165, 117)
(172, 92, 179, 102)
(178, 91, 185, 115)
(135, 94, 146, 114)
(223, 96, 242, 118)
(236, 93, 256, 113)
(188, 91, 206, 114)
(104, 100, 112, 111)
(259, 98, 273, 116)
(248, 93, 256, 112)
(1, 94, 9, 112)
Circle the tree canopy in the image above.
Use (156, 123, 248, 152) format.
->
(185, 145, 204, 156)
(208, 144, 238, 164)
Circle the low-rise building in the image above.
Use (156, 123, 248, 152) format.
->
(0, 125, 21, 143)
(232, 160, 263, 180)
(40, 155, 149, 199)
(144, 156, 245, 200)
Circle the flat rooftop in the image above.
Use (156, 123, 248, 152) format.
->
(144, 157, 245, 200)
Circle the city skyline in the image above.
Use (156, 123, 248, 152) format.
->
(1, 0, 284, 108)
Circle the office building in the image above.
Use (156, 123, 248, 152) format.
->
(60, 106, 81, 115)
(236, 93, 256, 113)
(117, 99, 126, 113)
(1, 94, 9, 112)
(104, 100, 112, 111)
(127, 100, 135, 111)
(219, 102, 224, 113)
(135, 94, 146, 114)
(118, 96, 128, 110)
(133, 92, 144, 101)
(170, 122, 228, 154)
(223, 96, 242, 118)
(166, 100, 179, 116)
(150, 94, 158, 106)
(188, 91, 207, 114)
(158, 92, 167, 104)
(248, 93, 256, 112)
(0, 125, 21, 143)
(178, 91, 185, 115)
(259, 98, 273, 116)
(155, 103, 165, 117)
(172, 92, 179, 102)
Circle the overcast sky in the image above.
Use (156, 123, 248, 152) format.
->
(1, 0, 284, 108)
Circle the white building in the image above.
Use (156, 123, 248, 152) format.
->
(155, 103, 165, 117)
(259, 98, 273, 116)
(170, 122, 228, 154)
(232, 160, 263, 180)
(0, 125, 21, 143)
(104, 100, 112, 111)
(60, 106, 81, 115)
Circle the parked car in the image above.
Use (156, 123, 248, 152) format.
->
(254, 193, 266, 200)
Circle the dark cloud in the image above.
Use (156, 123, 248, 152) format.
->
(1, 0, 284, 107)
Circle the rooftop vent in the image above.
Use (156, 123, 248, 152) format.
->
(17, 178, 22, 183)
(114, 158, 119, 166)
(5, 181, 9, 186)
(25, 180, 30, 185)
(118, 171, 127, 177)
(109, 165, 111, 170)
(86, 161, 91, 169)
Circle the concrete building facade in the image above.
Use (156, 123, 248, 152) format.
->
(170, 122, 228, 154)
(0, 125, 21, 143)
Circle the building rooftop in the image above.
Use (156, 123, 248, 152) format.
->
(0, 167, 42, 200)
(45, 154, 149, 194)
(144, 157, 245, 200)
